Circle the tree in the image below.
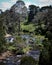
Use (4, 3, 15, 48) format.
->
(38, 9, 52, 65)
(10, 0, 27, 35)
(20, 56, 36, 65)
(0, 14, 5, 53)
(3, 10, 16, 34)
(28, 5, 38, 23)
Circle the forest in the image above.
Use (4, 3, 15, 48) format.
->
(0, 0, 52, 65)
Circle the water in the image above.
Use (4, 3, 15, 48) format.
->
(0, 60, 17, 65)
(0, 55, 21, 65)
(26, 50, 40, 61)
(0, 50, 40, 65)
(0, 34, 41, 65)
(0, 62, 15, 65)
(0, 62, 6, 65)
(21, 34, 30, 39)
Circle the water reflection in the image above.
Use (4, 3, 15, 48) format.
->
(0, 62, 15, 65)
(0, 62, 6, 65)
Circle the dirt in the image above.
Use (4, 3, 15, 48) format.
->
(0, 51, 13, 61)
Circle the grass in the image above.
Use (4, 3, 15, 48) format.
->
(21, 23, 35, 32)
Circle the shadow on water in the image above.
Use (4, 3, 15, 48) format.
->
(0, 62, 6, 65)
(0, 62, 15, 65)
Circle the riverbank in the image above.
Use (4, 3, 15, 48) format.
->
(0, 51, 13, 61)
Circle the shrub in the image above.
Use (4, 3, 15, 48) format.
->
(20, 56, 36, 65)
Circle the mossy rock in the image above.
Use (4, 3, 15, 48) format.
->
(20, 56, 36, 65)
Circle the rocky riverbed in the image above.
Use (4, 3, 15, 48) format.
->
(0, 50, 40, 65)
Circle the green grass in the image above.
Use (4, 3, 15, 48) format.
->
(8, 46, 16, 51)
(21, 23, 35, 32)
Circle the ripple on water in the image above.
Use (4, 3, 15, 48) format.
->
(0, 61, 16, 65)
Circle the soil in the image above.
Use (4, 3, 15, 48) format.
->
(0, 51, 13, 61)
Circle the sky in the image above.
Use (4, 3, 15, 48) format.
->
(0, 0, 52, 11)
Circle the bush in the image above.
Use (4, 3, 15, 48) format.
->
(20, 56, 36, 65)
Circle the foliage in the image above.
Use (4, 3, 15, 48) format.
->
(21, 23, 35, 32)
(20, 56, 36, 65)
(0, 14, 6, 53)
(38, 9, 52, 65)
(28, 5, 38, 23)
(39, 48, 50, 65)
(23, 46, 30, 53)
(8, 46, 16, 51)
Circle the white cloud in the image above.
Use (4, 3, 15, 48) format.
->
(0, 0, 26, 11)
(0, 2, 13, 11)
(39, 0, 49, 3)
(25, 2, 32, 8)
(38, 0, 52, 7)
(0, 0, 18, 11)
(10, 0, 17, 3)
(39, 0, 52, 5)
(0, 0, 52, 11)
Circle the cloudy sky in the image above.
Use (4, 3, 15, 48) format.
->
(0, 0, 52, 11)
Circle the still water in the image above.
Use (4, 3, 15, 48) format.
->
(0, 62, 15, 65)
(0, 62, 6, 65)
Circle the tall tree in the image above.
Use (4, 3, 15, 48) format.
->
(38, 9, 52, 65)
(10, 0, 27, 35)
(0, 14, 5, 53)
(28, 5, 38, 23)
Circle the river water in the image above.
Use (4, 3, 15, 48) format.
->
(0, 50, 40, 65)
(0, 34, 40, 65)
